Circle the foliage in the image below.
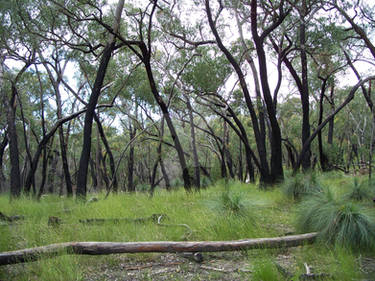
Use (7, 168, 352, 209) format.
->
(282, 172, 323, 200)
(296, 188, 375, 251)
(218, 190, 247, 215)
(344, 178, 375, 201)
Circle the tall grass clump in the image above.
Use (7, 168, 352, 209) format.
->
(282, 172, 322, 200)
(344, 178, 374, 201)
(220, 190, 246, 215)
(296, 188, 375, 251)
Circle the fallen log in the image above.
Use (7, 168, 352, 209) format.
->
(0, 212, 24, 222)
(0, 232, 317, 266)
(79, 214, 166, 224)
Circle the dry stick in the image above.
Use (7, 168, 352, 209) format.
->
(0, 232, 317, 266)
(156, 215, 193, 240)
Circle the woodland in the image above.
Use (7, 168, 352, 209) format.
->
(0, 0, 375, 280)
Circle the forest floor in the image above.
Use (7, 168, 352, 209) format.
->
(81, 251, 375, 281)
(83, 252, 255, 281)
(1, 173, 375, 280)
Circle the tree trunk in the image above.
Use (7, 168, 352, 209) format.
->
(186, 97, 201, 189)
(127, 122, 136, 192)
(76, 0, 124, 199)
(6, 86, 21, 198)
(89, 158, 98, 191)
(206, 0, 271, 184)
(37, 148, 49, 199)
(47, 149, 59, 194)
(294, 76, 375, 172)
(327, 86, 335, 145)
(299, 0, 311, 171)
(0, 232, 317, 266)
(141, 52, 191, 191)
(0, 135, 8, 192)
(94, 114, 117, 192)
(250, 0, 284, 183)
(317, 79, 330, 171)
(223, 121, 235, 179)
(238, 137, 243, 182)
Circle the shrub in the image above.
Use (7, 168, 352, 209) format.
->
(205, 190, 248, 216)
(344, 178, 374, 201)
(220, 190, 245, 214)
(282, 172, 322, 200)
(296, 188, 375, 251)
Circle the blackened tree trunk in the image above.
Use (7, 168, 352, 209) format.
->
(186, 96, 200, 189)
(0, 134, 8, 192)
(6, 86, 21, 198)
(127, 122, 136, 192)
(160, 158, 170, 190)
(1, 57, 31, 198)
(38, 53, 74, 197)
(223, 120, 235, 179)
(76, 0, 124, 199)
(250, 0, 285, 183)
(141, 50, 191, 191)
(317, 78, 330, 171)
(95, 126, 103, 189)
(94, 114, 117, 192)
(299, 0, 311, 171)
(47, 149, 59, 194)
(155, 117, 171, 190)
(327, 86, 335, 145)
(238, 137, 243, 182)
(37, 148, 50, 199)
(205, 0, 272, 184)
(89, 158, 98, 191)
(294, 76, 375, 172)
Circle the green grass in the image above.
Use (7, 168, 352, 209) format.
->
(0, 175, 372, 280)
(282, 172, 323, 200)
(296, 187, 375, 251)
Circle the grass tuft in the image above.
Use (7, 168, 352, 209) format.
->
(282, 172, 322, 200)
(344, 177, 374, 201)
(296, 188, 375, 251)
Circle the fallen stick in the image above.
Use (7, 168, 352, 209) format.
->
(0, 232, 318, 266)
(79, 214, 165, 224)
(0, 212, 24, 222)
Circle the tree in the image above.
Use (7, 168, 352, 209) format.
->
(76, 0, 125, 199)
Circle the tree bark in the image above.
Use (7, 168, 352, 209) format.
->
(24, 105, 112, 193)
(47, 149, 59, 194)
(76, 0, 124, 199)
(0, 57, 30, 198)
(0, 232, 317, 266)
(186, 96, 201, 189)
(39, 55, 74, 197)
(141, 52, 191, 191)
(127, 122, 136, 192)
(205, 0, 271, 184)
(0, 134, 8, 192)
(299, 0, 311, 171)
(317, 79, 330, 171)
(94, 114, 117, 192)
(250, 0, 284, 182)
(7, 86, 22, 198)
(294, 76, 375, 172)
(223, 120, 235, 179)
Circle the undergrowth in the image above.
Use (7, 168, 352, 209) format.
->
(0, 175, 371, 280)
(296, 187, 375, 251)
